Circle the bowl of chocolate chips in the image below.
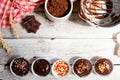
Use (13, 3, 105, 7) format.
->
(79, 0, 120, 27)
(31, 58, 51, 77)
(72, 58, 92, 78)
(10, 57, 30, 77)
(94, 58, 113, 75)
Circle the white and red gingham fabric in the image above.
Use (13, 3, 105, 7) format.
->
(0, 0, 45, 28)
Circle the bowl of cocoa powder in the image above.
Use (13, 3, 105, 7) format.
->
(45, 0, 74, 22)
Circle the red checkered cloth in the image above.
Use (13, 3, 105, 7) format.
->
(0, 0, 45, 28)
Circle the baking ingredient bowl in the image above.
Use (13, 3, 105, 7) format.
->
(72, 58, 92, 78)
(94, 58, 113, 76)
(10, 57, 29, 77)
(44, 0, 75, 22)
(52, 60, 71, 78)
(31, 58, 51, 77)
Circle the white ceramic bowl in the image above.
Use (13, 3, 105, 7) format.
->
(10, 57, 29, 77)
(31, 58, 51, 77)
(44, 0, 75, 22)
(93, 58, 114, 76)
(52, 60, 71, 78)
(72, 58, 92, 78)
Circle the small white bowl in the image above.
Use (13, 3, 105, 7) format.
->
(31, 58, 51, 77)
(72, 58, 92, 78)
(10, 57, 29, 77)
(93, 58, 114, 76)
(44, 0, 75, 22)
(52, 60, 71, 78)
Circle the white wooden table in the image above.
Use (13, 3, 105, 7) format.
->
(0, 2, 120, 80)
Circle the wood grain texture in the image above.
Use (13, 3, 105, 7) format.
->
(0, 12, 120, 39)
(0, 39, 119, 64)
(0, 0, 120, 79)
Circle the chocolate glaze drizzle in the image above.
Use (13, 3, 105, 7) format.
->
(79, 0, 120, 26)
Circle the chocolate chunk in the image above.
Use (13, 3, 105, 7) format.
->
(21, 15, 41, 33)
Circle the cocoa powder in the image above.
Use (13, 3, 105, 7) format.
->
(47, 0, 71, 17)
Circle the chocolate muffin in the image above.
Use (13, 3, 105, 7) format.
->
(33, 59, 51, 76)
(94, 58, 113, 75)
(73, 59, 92, 77)
(11, 58, 29, 76)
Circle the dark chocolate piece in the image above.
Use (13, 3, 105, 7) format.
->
(21, 15, 41, 33)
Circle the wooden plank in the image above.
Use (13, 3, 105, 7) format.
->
(0, 12, 120, 39)
(0, 66, 120, 80)
(0, 39, 120, 64)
